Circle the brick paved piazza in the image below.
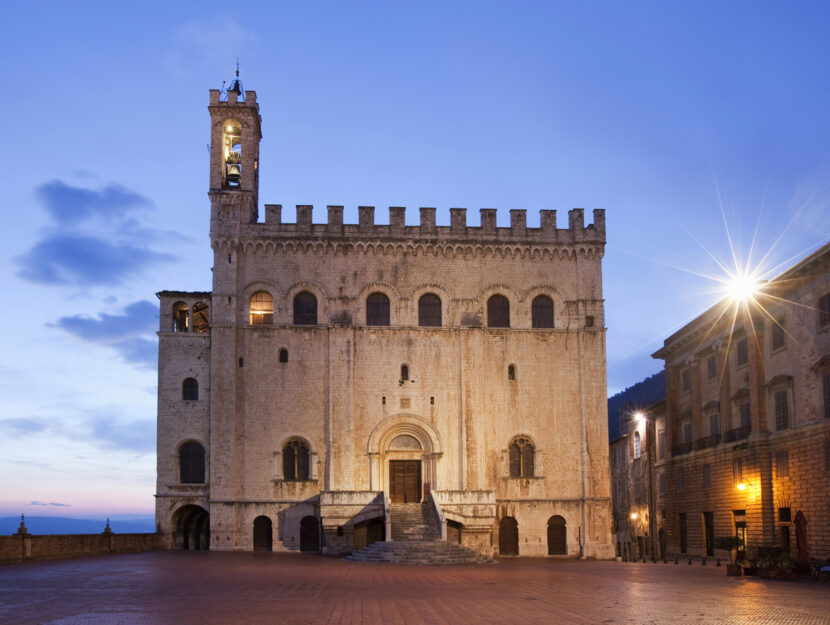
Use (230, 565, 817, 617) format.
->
(2, 553, 829, 625)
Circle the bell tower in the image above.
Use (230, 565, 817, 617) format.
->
(207, 68, 262, 226)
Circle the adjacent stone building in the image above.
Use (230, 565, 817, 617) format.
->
(155, 79, 614, 559)
(652, 243, 830, 562)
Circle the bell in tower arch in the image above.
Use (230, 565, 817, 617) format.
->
(223, 119, 242, 188)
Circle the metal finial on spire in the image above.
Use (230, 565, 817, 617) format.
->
(236, 57, 240, 77)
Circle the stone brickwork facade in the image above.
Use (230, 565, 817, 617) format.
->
(653, 243, 830, 562)
(155, 81, 614, 559)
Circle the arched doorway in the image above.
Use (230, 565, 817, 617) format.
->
(499, 517, 519, 556)
(366, 415, 442, 496)
(253, 516, 272, 552)
(173, 505, 209, 550)
(547, 515, 567, 555)
(300, 516, 320, 553)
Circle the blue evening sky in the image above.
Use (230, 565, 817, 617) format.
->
(1, 1, 828, 516)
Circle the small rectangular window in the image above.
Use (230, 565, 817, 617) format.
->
(775, 450, 789, 477)
(681, 368, 691, 392)
(736, 338, 748, 367)
(778, 507, 791, 522)
(771, 320, 785, 351)
(707, 355, 717, 380)
(775, 390, 789, 430)
(732, 458, 743, 483)
(702, 464, 711, 489)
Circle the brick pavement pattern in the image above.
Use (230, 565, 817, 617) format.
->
(1, 553, 829, 625)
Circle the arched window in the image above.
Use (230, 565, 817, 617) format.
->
(634, 431, 641, 458)
(279, 348, 288, 363)
(192, 302, 209, 333)
(283, 438, 310, 480)
(182, 378, 198, 401)
(293, 291, 317, 325)
(179, 442, 205, 484)
(366, 292, 390, 326)
(401, 364, 409, 381)
(487, 294, 510, 328)
(509, 436, 535, 477)
(249, 291, 274, 325)
(418, 293, 442, 327)
(173, 302, 189, 332)
(508, 364, 516, 381)
(223, 119, 242, 188)
(532, 295, 554, 329)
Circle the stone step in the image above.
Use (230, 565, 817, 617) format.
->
(344, 540, 493, 565)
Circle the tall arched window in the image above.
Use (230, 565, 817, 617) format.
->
(283, 438, 310, 480)
(180, 442, 205, 484)
(249, 291, 274, 325)
(366, 292, 390, 326)
(418, 293, 442, 327)
(173, 302, 189, 332)
(182, 378, 198, 401)
(531, 295, 554, 329)
(487, 294, 510, 328)
(293, 292, 317, 325)
(401, 364, 409, 381)
(634, 431, 641, 459)
(279, 348, 288, 363)
(509, 436, 535, 477)
(508, 364, 516, 381)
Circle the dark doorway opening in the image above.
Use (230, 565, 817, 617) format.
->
(703, 511, 714, 557)
(300, 516, 320, 553)
(547, 515, 567, 555)
(499, 517, 519, 556)
(174, 505, 209, 550)
(253, 516, 272, 551)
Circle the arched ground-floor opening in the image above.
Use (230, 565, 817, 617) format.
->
(173, 505, 209, 550)
(499, 517, 518, 556)
(253, 516, 272, 552)
(300, 516, 321, 553)
(547, 515, 567, 555)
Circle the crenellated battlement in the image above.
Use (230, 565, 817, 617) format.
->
(226, 205, 605, 244)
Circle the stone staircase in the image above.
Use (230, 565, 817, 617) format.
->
(344, 503, 492, 565)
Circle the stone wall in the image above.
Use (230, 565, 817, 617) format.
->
(0, 532, 164, 564)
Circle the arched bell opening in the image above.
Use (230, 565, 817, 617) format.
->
(222, 119, 242, 188)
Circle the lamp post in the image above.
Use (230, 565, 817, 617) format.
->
(634, 410, 656, 561)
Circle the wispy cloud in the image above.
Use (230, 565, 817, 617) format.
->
(0, 418, 49, 435)
(36, 180, 151, 225)
(15, 179, 178, 288)
(88, 414, 155, 453)
(51, 300, 158, 368)
(29, 501, 71, 507)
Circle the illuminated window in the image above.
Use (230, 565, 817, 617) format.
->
(634, 432, 641, 459)
(250, 291, 274, 325)
(173, 302, 189, 332)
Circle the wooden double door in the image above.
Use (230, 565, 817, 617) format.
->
(389, 460, 421, 503)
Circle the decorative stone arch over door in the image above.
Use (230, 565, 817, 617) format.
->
(366, 414, 442, 498)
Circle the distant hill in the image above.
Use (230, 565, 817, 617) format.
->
(607, 371, 666, 441)
(0, 515, 156, 535)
